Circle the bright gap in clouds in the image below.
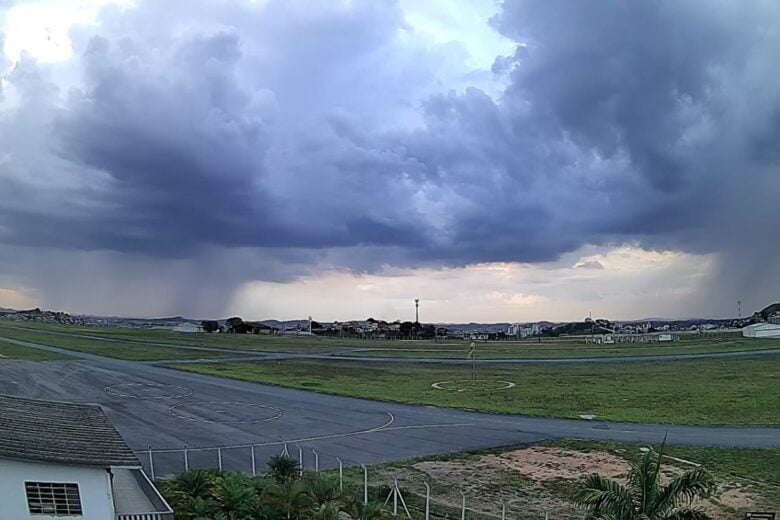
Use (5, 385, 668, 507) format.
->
(2, 0, 133, 63)
(399, 0, 515, 70)
(0, 287, 36, 309)
(2, 0, 513, 68)
(227, 246, 715, 323)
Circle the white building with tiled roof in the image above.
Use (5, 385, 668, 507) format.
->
(0, 394, 172, 520)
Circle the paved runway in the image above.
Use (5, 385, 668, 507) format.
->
(1, 336, 778, 477)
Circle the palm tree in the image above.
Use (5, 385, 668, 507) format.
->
(306, 474, 341, 507)
(164, 469, 215, 500)
(191, 496, 224, 520)
(212, 472, 258, 519)
(159, 469, 218, 520)
(342, 497, 388, 520)
(572, 445, 715, 520)
(312, 502, 342, 520)
(263, 479, 314, 520)
(267, 455, 301, 484)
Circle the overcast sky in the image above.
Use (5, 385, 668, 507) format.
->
(1, 0, 779, 322)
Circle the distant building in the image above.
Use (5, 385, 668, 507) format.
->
(507, 323, 541, 338)
(0, 394, 172, 520)
(172, 322, 202, 333)
(742, 323, 780, 338)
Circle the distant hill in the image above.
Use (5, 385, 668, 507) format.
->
(142, 316, 189, 324)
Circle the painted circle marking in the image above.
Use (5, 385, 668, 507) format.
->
(431, 379, 516, 392)
(105, 383, 193, 399)
(168, 401, 284, 424)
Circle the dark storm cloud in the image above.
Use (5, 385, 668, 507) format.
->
(1, 1, 432, 256)
(1, 0, 780, 316)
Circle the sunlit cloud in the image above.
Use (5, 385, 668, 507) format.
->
(227, 245, 715, 322)
(0, 286, 37, 310)
(2, 0, 133, 63)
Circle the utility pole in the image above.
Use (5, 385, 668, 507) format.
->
(738, 300, 742, 319)
(589, 310, 594, 340)
(415, 299, 420, 324)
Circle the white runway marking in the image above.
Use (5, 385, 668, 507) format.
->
(140, 411, 451, 452)
(105, 382, 194, 399)
(431, 379, 516, 392)
(168, 401, 284, 424)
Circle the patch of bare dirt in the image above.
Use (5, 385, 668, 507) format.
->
(386, 447, 768, 520)
(701, 486, 763, 517)
(408, 456, 582, 519)
(484, 447, 629, 481)
(715, 487, 760, 509)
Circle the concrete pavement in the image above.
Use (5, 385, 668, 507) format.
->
(0, 335, 778, 478)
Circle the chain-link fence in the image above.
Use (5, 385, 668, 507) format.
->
(134, 442, 553, 519)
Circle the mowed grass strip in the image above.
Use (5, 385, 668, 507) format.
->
(0, 340, 74, 361)
(175, 356, 780, 426)
(2, 322, 347, 353)
(6, 321, 776, 359)
(0, 325, 243, 361)
(340, 337, 780, 359)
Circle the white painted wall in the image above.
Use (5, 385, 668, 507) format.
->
(0, 458, 115, 520)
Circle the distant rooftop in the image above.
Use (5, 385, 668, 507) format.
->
(0, 394, 139, 468)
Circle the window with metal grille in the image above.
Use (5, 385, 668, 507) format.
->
(25, 482, 83, 516)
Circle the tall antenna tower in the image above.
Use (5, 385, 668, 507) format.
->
(415, 299, 420, 324)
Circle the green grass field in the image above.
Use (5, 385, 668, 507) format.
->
(175, 356, 780, 426)
(3, 321, 776, 360)
(0, 322, 348, 353)
(0, 323, 248, 361)
(338, 338, 780, 359)
(0, 340, 73, 361)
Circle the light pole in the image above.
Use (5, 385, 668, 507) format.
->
(415, 299, 419, 324)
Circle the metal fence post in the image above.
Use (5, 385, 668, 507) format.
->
(251, 445, 257, 477)
(424, 482, 430, 520)
(460, 491, 466, 520)
(217, 447, 223, 471)
(298, 446, 303, 476)
(393, 478, 398, 516)
(148, 446, 155, 481)
(336, 457, 343, 492)
(361, 465, 368, 504)
(312, 449, 319, 472)
(184, 446, 189, 472)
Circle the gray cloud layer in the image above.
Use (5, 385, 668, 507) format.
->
(1, 0, 779, 316)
